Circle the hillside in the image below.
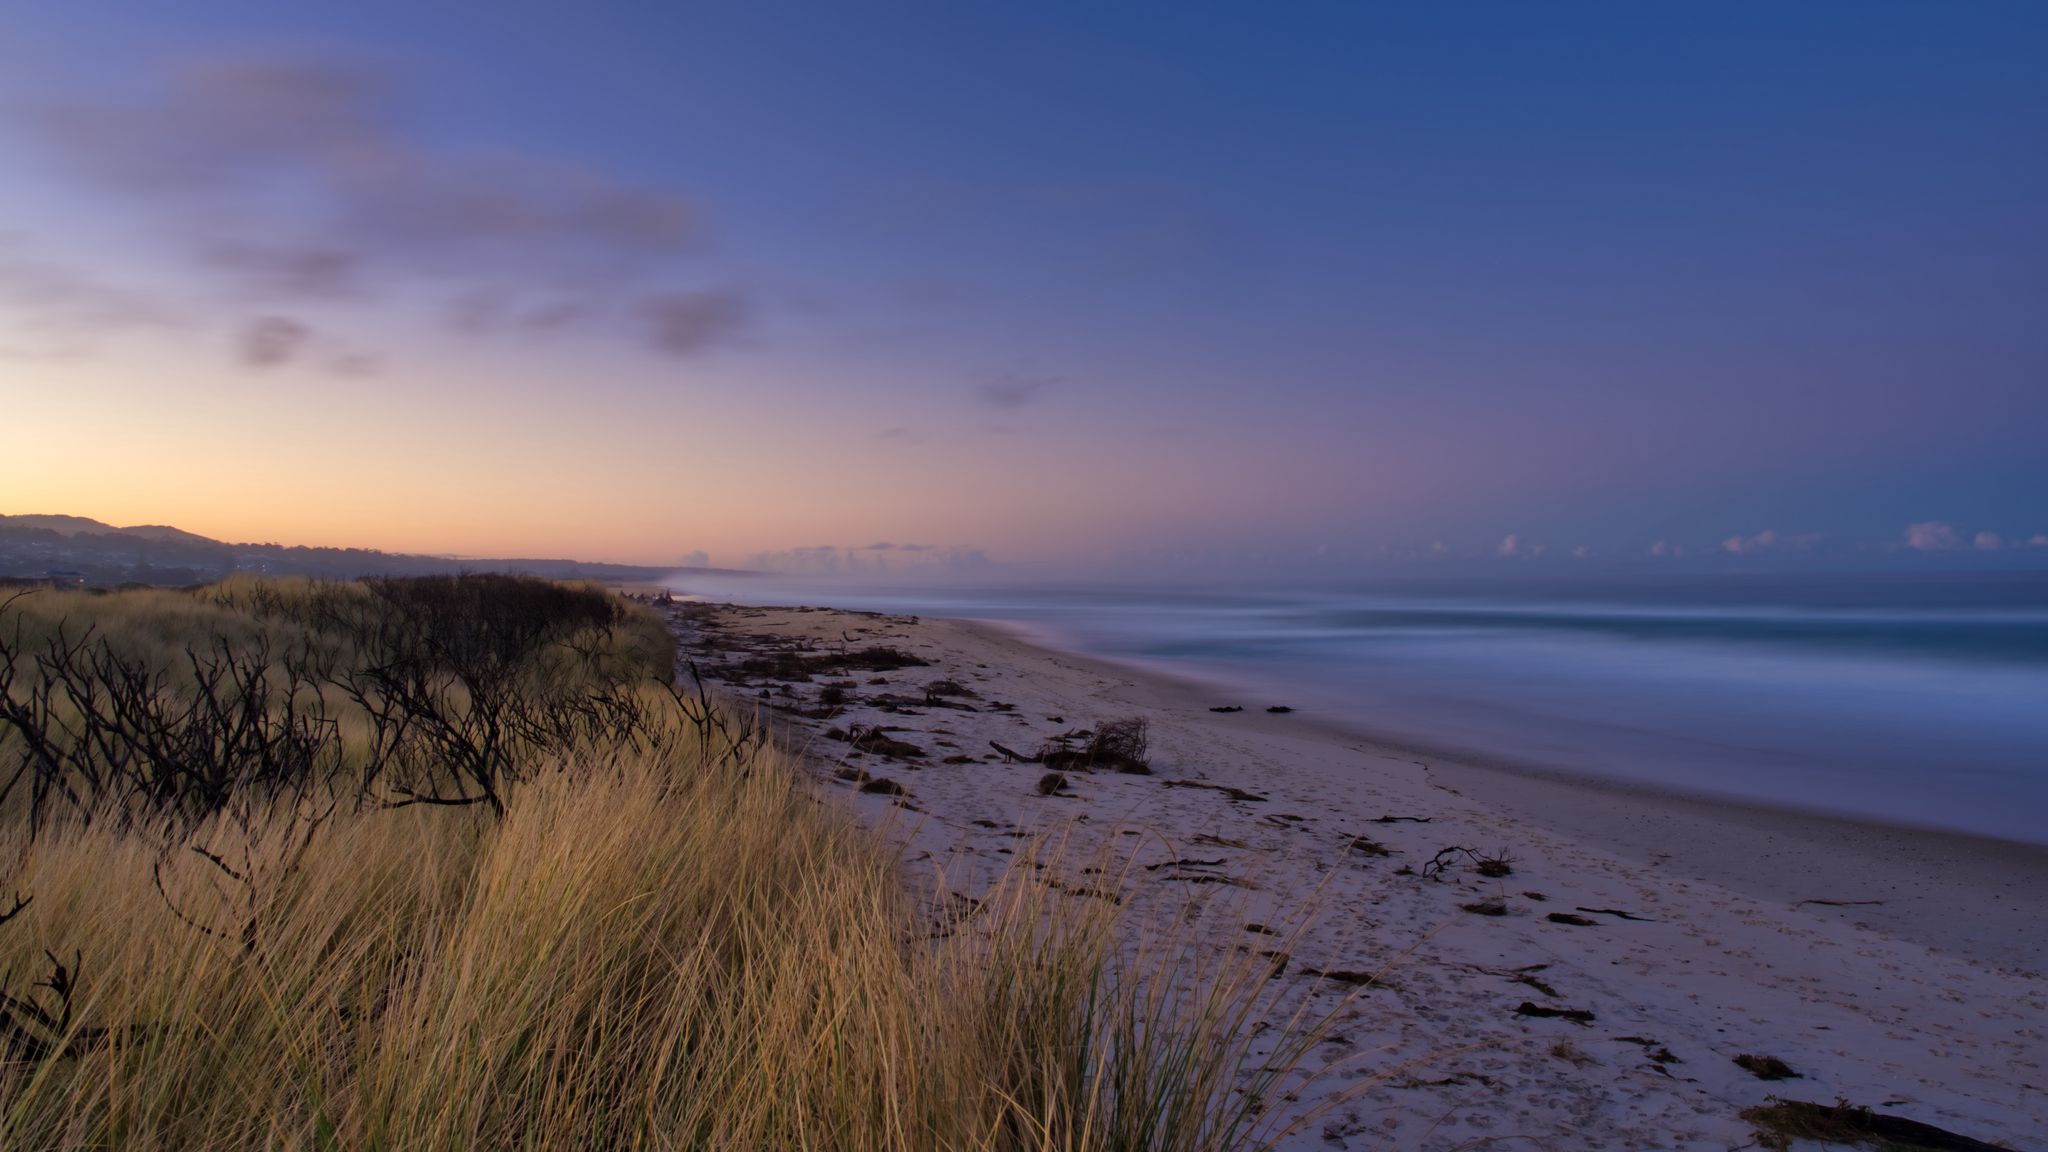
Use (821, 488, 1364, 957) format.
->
(0, 513, 739, 587)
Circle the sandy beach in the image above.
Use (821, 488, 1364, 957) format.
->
(665, 598, 2046, 1151)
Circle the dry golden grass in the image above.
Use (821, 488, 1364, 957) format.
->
(0, 580, 1345, 1151)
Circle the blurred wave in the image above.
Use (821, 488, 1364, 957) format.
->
(671, 572, 2048, 844)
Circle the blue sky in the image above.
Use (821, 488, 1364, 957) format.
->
(2, 2, 2044, 573)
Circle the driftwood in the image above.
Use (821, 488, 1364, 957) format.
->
(1297, 966, 1389, 988)
(1575, 906, 1655, 922)
(1143, 857, 1226, 872)
(1420, 846, 1512, 880)
(1514, 1001, 1594, 1025)
(1160, 779, 1268, 803)
(1742, 1099, 2009, 1152)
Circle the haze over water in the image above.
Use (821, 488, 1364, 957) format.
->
(676, 572, 2048, 845)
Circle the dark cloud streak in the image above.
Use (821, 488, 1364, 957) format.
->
(643, 291, 747, 357)
(978, 371, 1056, 410)
(239, 315, 312, 368)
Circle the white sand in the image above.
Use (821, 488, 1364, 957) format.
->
(666, 600, 2048, 1150)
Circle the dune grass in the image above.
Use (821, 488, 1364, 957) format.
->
(0, 578, 1340, 1150)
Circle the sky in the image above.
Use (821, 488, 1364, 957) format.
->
(2, 2, 2045, 578)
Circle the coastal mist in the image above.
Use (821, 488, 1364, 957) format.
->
(673, 572, 2048, 845)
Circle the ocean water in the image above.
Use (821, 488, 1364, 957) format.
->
(668, 572, 2048, 845)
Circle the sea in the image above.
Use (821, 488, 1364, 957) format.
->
(665, 571, 2048, 846)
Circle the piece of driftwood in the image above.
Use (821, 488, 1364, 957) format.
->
(1575, 906, 1655, 922)
(1160, 779, 1268, 803)
(1741, 1099, 2010, 1152)
(1514, 1001, 1594, 1025)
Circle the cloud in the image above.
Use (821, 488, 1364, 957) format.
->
(519, 298, 595, 333)
(29, 55, 699, 279)
(643, 291, 747, 357)
(1973, 531, 2002, 551)
(13, 51, 737, 361)
(1903, 521, 1961, 551)
(0, 241, 184, 353)
(1497, 534, 1519, 556)
(2031, 535, 2048, 548)
(1721, 529, 1819, 556)
(746, 547, 849, 575)
(328, 349, 382, 377)
(239, 315, 312, 368)
(1649, 540, 1678, 558)
(747, 543, 986, 575)
(1723, 529, 1776, 555)
(675, 550, 710, 568)
(978, 371, 1056, 410)
(200, 239, 366, 300)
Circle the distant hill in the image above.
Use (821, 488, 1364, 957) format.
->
(2, 514, 125, 536)
(2, 515, 230, 547)
(116, 524, 227, 547)
(0, 513, 748, 588)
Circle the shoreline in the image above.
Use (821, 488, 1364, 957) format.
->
(955, 615, 2048, 972)
(664, 597, 2048, 1148)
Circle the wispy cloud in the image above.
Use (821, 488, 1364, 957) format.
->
(977, 371, 1056, 410)
(1497, 534, 1519, 556)
(201, 238, 366, 301)
(0, 240, 186, 355)
(747, 543, 986, 575)
(10, 50, 744, 365)
(1974, 531, 2002, 551)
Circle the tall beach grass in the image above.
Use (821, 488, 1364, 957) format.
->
(0, 578, 1345, 1150)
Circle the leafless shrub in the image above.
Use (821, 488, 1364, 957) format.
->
(1092, 716, 1150, 771)
(1038, 716, 1151, 774)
